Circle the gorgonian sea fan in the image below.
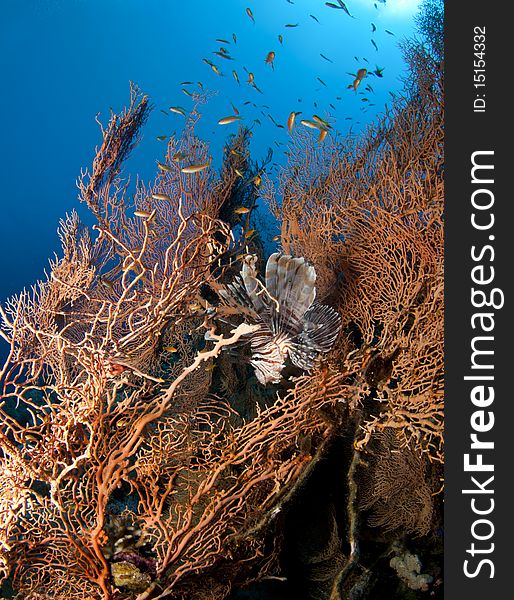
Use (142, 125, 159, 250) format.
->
(219, 253, 341, 384)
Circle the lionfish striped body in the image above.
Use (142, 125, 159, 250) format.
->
(219, 253, 341, 384)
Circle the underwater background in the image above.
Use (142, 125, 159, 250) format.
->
(0, 1, 444, 599)
(0, 0, 420, 305)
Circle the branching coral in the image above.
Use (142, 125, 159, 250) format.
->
(0, 86, 351, 600)
(0, 87, 266, 599)
(263, 69, 444, 463)
(0, 5, 444, 595)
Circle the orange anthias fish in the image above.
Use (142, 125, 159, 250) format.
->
(348, 68, 367, 91)
(218, 115, 242, 125)
(317, 128, 328, 144)
(181, 160, 212, 174)
(246, 7, 255, 24)
(287, 110, 300, 134)
(265, 51, 276, 70)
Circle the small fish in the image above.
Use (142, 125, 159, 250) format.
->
(247, 72, 255, 84)
(272, 235, 280, 242)
(244, 229, 256, 238)
(300, 119, 321, 129)
(329, 103, 336, 110)
(169, 106, 186, 116)
(371, 39, 378, 52)
(214, 51, 235, 60)
(180, 81, 193, 85)
(164, 346, 178, 353)
(312, 114, 331, 129)
(230, 102, 239, 115)
(232, 33, 237, 44)
(310, 14, 320, 23)
(325, 2, 342, 8)
(235, 168, 244, 178)
(210, 63, 223, 76)
(232, 70, 240, 84)
(181, 160, 211, 173)
(317, 128, 328, 143)
(336, 0, 353, 17)
(320, 53, 333, 63)
(218, 115, 242, 125)
(182, 88, 193, 96)
(348, 68, 367, 92)
(152, 193, 172, 201)
(285, 23, 299, 27)
(278, 34, 283, 44)
(157, 162, 174, 172)
(99, 277, 115, 290)
(253, 175, 262, 187)
(156, 135, 167, 141)
(385, 29, 395, 36)
(265, 51, 276, 69)
(160, 109, 169, 116)
(234, 206, 251, 214)
(317, 77, 327, 87)
(216, 38, 230, 44)
(246, 7, 255, 23)
(287, 111, 297, 133)
(134, 210, 153, 218)
(371, 23, 376, 33)
(374, 65, 384, 77)
(172, 151, 187, 161)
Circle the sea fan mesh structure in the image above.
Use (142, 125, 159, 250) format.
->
(218, 253, 342, 384)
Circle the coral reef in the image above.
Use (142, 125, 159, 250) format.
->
(0, 2, 444, 598)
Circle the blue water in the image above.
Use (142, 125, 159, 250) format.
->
(0, 0, 420, 304)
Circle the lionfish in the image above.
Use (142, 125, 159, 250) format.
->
(218, 253, 341, 385)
